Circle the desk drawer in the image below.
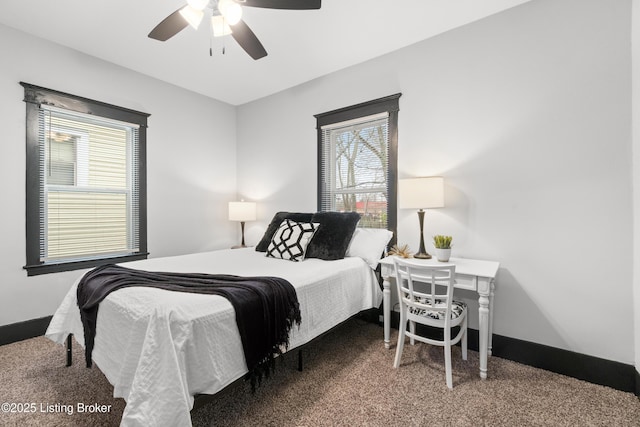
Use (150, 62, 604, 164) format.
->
(454, 274, 477, 291)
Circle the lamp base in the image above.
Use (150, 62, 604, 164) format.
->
(413, 252, 432, 259)
(413, 209, 431, 259)
(232, 221, 247, 249)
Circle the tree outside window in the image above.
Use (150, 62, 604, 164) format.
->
(316, 94, 400, 241)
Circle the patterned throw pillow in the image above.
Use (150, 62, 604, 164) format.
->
(266, 219, 320, 262)
(255, 211, 314, 252)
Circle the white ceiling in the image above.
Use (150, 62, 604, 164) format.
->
(0, 0, 532, 106)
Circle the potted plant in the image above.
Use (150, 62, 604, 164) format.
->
(433, 235, 452, 262)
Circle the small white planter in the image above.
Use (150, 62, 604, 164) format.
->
(434, 248, 451, 262)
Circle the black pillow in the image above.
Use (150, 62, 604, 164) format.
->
(255, 211, 314, 252)
(305, 211, 361, 260)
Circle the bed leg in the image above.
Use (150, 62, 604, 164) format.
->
(66, 334, 73, 367)
(297, 349, 303, 372)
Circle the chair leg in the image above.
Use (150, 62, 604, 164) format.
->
(393, 311, 407, 368)
(409, 320, 415, 345)
(462, 316, 468, 361)
(444, 343, 453, 389)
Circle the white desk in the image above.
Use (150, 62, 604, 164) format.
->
(379, 256, 500, 379)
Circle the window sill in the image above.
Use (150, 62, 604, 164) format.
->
(24, 253, 149, 276)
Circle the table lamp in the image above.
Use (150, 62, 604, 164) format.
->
(229, 201, 257, 248)
(398, 177, 444, 259)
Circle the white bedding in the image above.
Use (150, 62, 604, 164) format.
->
(46, 248, 382, 427)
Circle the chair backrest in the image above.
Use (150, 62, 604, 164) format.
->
(393, 258, 457, 326)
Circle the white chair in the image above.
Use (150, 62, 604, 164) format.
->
(393, 257, 468, 389)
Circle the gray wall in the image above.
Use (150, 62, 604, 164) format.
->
(237, 0, 635, 364)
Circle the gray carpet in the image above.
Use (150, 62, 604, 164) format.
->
(1, 319, 639, 426)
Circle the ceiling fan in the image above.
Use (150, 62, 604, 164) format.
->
(148, 0, 321, 60)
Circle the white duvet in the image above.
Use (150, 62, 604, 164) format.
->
(46, 248, 382, 426)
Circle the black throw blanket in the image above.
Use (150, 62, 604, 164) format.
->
(76, 264, 301, 386)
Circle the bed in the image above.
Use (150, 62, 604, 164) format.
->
(45, 212, 392, 427)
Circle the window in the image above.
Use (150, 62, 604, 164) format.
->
(22, 83, 149, 276)
(315, 94, 400, 242)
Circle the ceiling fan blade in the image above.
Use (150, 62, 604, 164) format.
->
(242, 0, 321, 10)
(148, 7, 189, 41)
(230, 20, 268, 60)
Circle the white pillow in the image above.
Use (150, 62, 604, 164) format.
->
(266, 219, 320, 262)
(346, 228, 393, 269)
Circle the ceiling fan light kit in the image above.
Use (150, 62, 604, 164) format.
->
(211, 14, 232, 37)
(218, 0, 243, 25)
(149, 0, 322, 60)
(179, 6, 204, 29)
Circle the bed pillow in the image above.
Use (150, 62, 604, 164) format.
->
(255, 211, 314, 252)
(266, 219, 320, 262)
(346, 228, 393, 269)
(305, 211, 361, 261)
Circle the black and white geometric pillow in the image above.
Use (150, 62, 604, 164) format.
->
(266, 219, 320, 262)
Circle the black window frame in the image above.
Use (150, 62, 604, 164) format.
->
(314, 93, 401, 246)
(21, 82, 149, 276)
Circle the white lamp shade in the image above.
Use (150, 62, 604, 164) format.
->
(211, 15, 232, 37)
(229, 201, 257, 222)
(218, 0, 243, 25)
(398, 177, 444, 209)
(179, 5, 204, 29)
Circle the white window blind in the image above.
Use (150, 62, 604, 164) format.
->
(319, 112, 390, 229)
(39, 107, 140, 262)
